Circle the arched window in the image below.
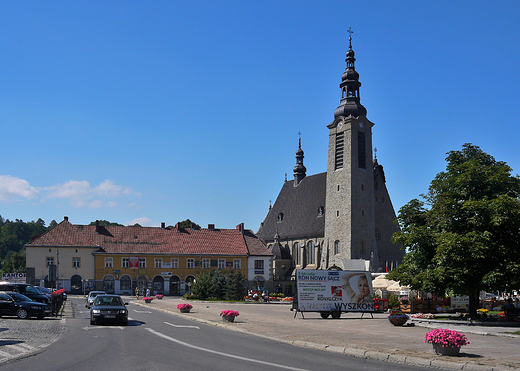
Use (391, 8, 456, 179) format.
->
(307, 241, 315, 265)
(334, 240, 340, 255)
(103, 275, 115, 294)
(120, 275, 132, 292)
(169, 276, 180, 295)
(153, 275, 164, 294)
(292, 242, 299, 265)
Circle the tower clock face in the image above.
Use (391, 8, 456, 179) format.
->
(337, 122, 343, 129)
(359, 121, 364, 128)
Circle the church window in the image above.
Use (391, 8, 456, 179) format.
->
(381, 197, 385, 203)
(362, 210, 365, 217)
(361, 184, 364, 191)
(317, 206, 324, 216)
(358, 131, 366, 169)
(375, 229, 381, 241)
(335, 132, 344, 170)
(334, 240, 340, 255)
(307, 241, 315, 264)
(277, 213, 284, 222)
(336, 210, 339, 217)
(293, 242, 299, 265)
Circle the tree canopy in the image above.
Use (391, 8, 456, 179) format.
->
(388, 144, 520, 316)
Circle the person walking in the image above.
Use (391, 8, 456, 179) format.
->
(135, 287, 140, 299)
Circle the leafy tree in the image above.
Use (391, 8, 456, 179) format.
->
(388, 144, 520, 317)
(225, 270, 246, 301)
(88, 220, 124, 226)
(2, 249, 26, 273)
(176, 219, 201, 229)
(211, 270, 228, 300)
(190, 270, 213, 300)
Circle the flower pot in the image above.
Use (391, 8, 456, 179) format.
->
(432, 343, 461, 356)
(222, 315, 235, 322)
(388, 316, 408, 326)
(144, 299, 152, 303)
(179, 308, 191, 313)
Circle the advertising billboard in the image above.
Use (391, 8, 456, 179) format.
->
(296, 270, 374, 312)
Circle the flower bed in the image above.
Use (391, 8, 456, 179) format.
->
(411, 313, 436, 319)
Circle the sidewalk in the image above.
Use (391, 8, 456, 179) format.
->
(131, 296, 520, 371)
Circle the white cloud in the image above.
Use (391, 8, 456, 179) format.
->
(94, 180, 136, 197)
(46, 180, 91, 199)
(126, 217, 154, 226)
(0, 175, 39, 201)
(89, 200, 104, 209)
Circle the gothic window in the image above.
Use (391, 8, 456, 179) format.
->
(308, 241, 315, 264)
(335, 132, 344, 170)
(358, 131, 366, 169)
(277, 213, 284, 222)
(292, 242, 299, 265)
(334, 240, 340, 255)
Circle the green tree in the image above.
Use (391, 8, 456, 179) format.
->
(388, 144, 520, 317)
(190, 270, 213, 300)
(210, 270, 228, 300)
(88, 220, 124, 226)
(2, 249, 26, 273)
(225, 270, 246, 301)
(176, 219, 201, 229)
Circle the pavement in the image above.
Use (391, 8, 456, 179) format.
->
(1, 297, 519, 370)
(131, 296, 520, 371)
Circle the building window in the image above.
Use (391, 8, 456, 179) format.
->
(233, 259, 241, 269)
(105, 257, 113, 268)
(308, 241, 315, 264)
(254, 260, 264, 270)
(334, 240, 340, 255)
(218, 259, 226, 269)
(172, 258, 179, 268)
(335, 131, 344, 170)
(139, 258, 146, 268)
(122, 257, 129, 268)
(292, 242, 299, 265)
(375, 229, 381, 241)
(360, 241, 365, 257)
(358, 131, 366, 169)
(154, 258, 163, 268)
(46, 257, 54, 267)
(73, 257, 81, 268)
(202, 258, 210, 269)
(187, 258, 195, 269)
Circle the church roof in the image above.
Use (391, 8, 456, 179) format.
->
(256, 172, 326, 241)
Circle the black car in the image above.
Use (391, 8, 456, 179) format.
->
(90, 295, 128, 326)
(0, 282, 50, 304)
(0, 292, 52, 319)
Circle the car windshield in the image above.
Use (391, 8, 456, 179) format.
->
(89, 292, 105, 298)
(19, 285, 40, 294)
(37, 287, 52, 294)
(94, 296, 123, 306)
(9, 293, 33, 303)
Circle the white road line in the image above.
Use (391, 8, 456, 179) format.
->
(164, 321, 200, 329)
(133, 310, 152, 313)
(82, 326, 125, 331)
(145, 328, 312, 371)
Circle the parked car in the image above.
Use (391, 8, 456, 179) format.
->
(85, 291, 107, 309)
(0, 282, 50, 304)
(0, 292, 52, 319)
(90, 295, 128, 326)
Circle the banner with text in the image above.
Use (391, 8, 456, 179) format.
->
(296, 270, 374, 312)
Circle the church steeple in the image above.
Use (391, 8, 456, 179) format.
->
(293, 137, 306, 186)
(334, 31, 367, 118)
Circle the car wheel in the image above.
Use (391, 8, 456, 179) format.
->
(37, 315, 44, 320)
(17, 308, 29, 319)
(120, 319, 128, 326)
(90, 316, 96, 325)
(331, 311, 341, 319)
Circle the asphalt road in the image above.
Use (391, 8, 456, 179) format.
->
(0, 298, 431, 371)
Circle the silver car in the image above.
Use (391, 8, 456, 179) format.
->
(85, 291, 106, 309)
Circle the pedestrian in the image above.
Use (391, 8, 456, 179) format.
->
(146, 288, 150, 297)
(135, 287, 139, 299)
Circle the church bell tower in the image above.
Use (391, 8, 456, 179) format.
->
(324, 33, 378, 270)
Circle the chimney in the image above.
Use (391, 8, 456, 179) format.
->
(95, 220, 100, 233)
(208, 224, 215, 230)
(64, 216, 69, 221)
(236, 223, 244, 234)
(161, 222, 165, 229)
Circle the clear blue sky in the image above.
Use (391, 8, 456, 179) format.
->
(2, 1, 519, 231)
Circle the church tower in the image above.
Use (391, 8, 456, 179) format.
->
(324, 34, 379, 270)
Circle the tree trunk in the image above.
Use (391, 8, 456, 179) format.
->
(468, 291, 479, 319)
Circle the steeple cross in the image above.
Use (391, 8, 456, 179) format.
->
(347, 27, 353, 37)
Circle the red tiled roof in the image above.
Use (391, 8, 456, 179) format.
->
(27, 220, 268, 256)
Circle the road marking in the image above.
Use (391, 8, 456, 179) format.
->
(82, 326, 125, 331)
(133, 310, 152, 313)
(145, 328, 312, 371)
(164, 321, 200, 329)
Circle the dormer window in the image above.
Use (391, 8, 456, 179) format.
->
(277, 213, 284, 222)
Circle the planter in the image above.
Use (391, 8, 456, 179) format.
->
(179, 308, 191, 313)
(222, 315, 236, 322)
(144, 299, 152, 303)
(388, 316, 408, 326)
(432, 343, 461, 356)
